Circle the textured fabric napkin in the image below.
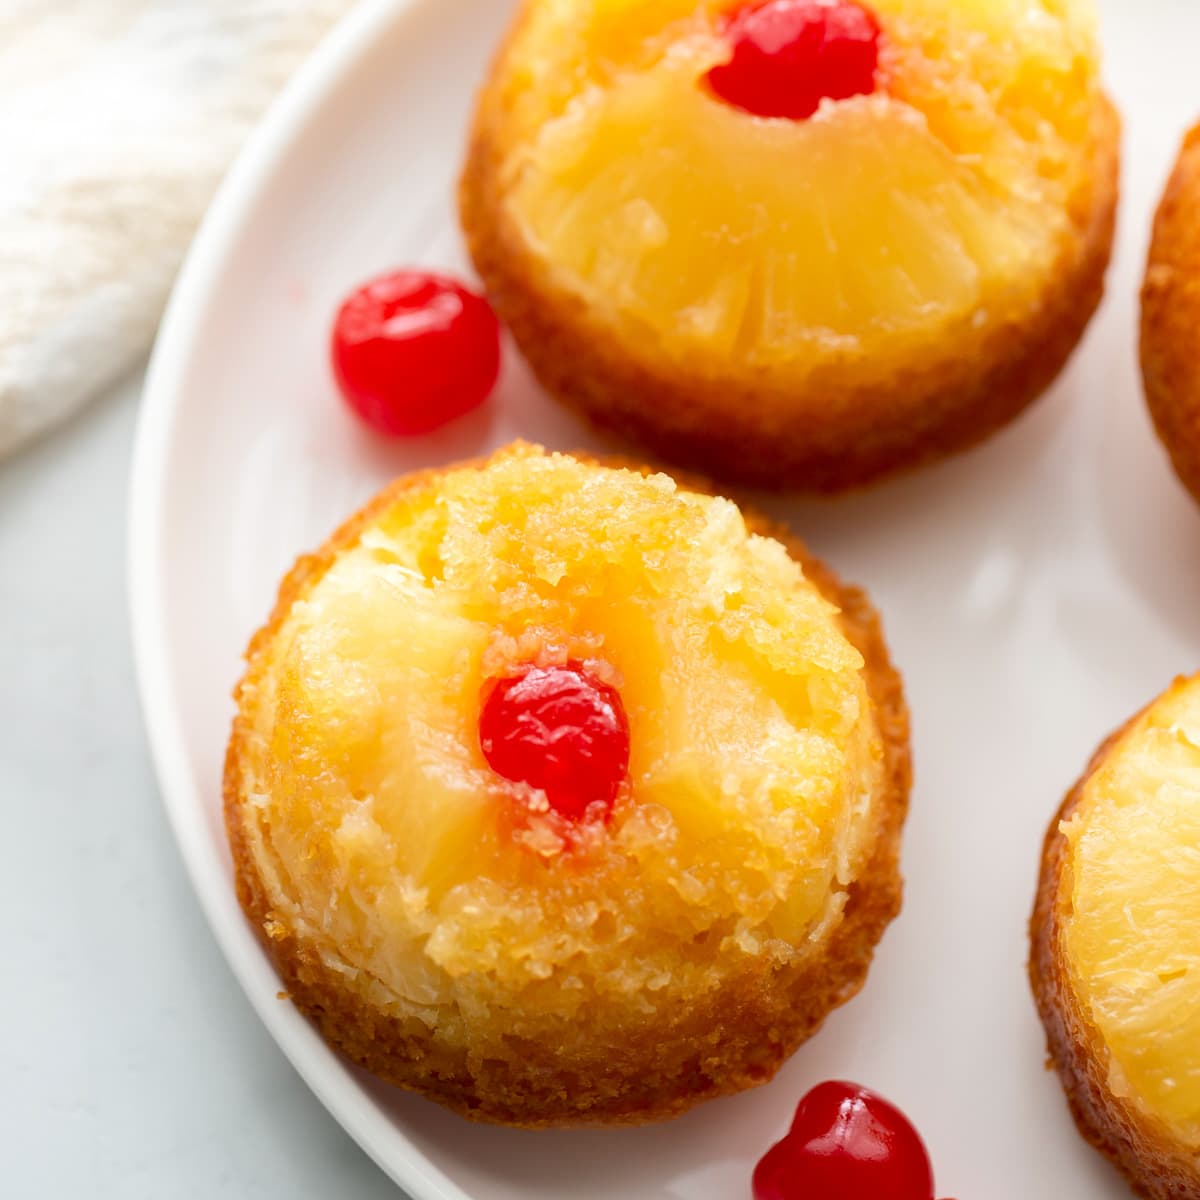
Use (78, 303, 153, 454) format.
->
(0, 0, 351, 459)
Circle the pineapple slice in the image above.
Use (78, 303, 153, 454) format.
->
(1062, 678, 1200, 1146)
(499, 0, 1102, 362)
(241, 446, 885, 996)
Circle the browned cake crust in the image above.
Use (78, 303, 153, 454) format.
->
(460, 46, 1120, 492)
(1029, 707, 1200, 1200)
(224, 452, 912, 1127)
(1142, 123, 1200, 510)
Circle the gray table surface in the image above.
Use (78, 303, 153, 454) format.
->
(1, 375, 398, 1198)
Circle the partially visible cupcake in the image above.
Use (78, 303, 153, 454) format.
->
(462, 0, 1119, 491)
(225, 443, 911, 1126)
(1031, 675, 1200, 1198)
(1142, 123, 1200, 508)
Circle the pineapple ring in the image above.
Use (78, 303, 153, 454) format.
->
(1031, 675, 1200, 1198)
(224, 443, 911, 1126)
(1142, 123, 1200, 510)
(461, 0, 1120, 491)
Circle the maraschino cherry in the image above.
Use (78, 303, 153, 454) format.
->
(707, 0, 882, 121)
(331, 269, 501, 437)
(753, 1081, 952, 1200)
(479, 662, 631, 821)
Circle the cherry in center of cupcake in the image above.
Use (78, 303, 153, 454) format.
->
(707, 0, 881, 121)
(480, 662, 630, 820)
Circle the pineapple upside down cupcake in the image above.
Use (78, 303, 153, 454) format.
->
(1031, 675, 1200, 1199)
(1143, 124, 1200, 510)
(224, 443, 911, 1126)
(461, 0, 1120, 492)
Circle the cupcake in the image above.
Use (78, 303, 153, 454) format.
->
(1031, 675, 1200, 1198)
(1142, 123, 1200, 509)
(224, 443, 911, 1126)
(461, 0, 1119, 491)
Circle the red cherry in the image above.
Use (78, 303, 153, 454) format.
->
(707, 0, 881, 121)
(753, 1082, 936, 1200)
(331, 270, 501, 437)
(479, 662, 631, 821)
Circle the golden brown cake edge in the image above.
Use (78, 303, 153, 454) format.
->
(1142, 123, 1200, 510)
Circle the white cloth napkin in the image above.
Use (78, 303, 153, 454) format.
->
(0, 0, 351, 459)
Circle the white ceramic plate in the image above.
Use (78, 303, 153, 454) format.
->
(129, 1, 1200, 1196)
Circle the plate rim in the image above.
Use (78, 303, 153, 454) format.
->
(127, 1, 476, 1196)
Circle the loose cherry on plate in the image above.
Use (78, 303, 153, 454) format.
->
(331, 269, 501, 437)
(753, 1081, 945, 1200)
(707, 0, 882, 121)
(479, 662, 631, 821)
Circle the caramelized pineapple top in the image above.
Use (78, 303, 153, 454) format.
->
(1062, 677, 1200, 1145)
(237, 445, 885, 1015)
(485, 0, 1104, 364)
